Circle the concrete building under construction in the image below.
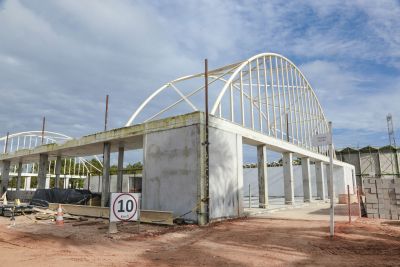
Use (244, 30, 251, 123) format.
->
(0, 53, 356, 225)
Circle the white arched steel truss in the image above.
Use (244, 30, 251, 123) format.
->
(0, 131, 102, 177)
(126, 53, 330, 155)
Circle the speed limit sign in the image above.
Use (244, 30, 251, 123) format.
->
(110, 193, 141, 222)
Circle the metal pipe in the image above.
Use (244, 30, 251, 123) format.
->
(4, 132, 9, 153)
(205, 59, 210, 224)
(104, 95, 109, 132)
(41, 117, 45, 145)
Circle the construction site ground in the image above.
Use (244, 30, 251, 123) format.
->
(0, 203, 399, 267)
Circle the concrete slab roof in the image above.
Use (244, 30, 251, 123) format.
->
(0, 111, 353, 169)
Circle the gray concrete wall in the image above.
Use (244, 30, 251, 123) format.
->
(209, 127, 242, 220)
(142, 125, 200, 222)
(243, 163, 355, 198)
(86, 174, 133, 193)
(243, 166, 320, 198)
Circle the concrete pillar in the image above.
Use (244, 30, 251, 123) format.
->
(24, 177, 31, 190)
(283, 152, 294, 205)
(45, 177, 50, 189)
(63, 176, 70, 189)
(16, 161, 22, 198)
(315, 161, 326, 200)
(54, 156, 62, 188)
(117, 146, 124, 192)
(301, 157, 312, 202)
(101, 142, 111, 207)
(37, 154, 49, 189)
(236, 135, 244, 215)
(0, 160, 11, 195)
(257, 145, 268, 208)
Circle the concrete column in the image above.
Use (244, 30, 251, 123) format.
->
(63, 176, 70, 189)
(37, 154, 49, 189)
(315, 161, 326, 200)
(54, 156, 62, 188)
(236, 135, 244, 215)
(45, 177, 50, 189)
(0, 160, 11, 195)
(16, 161, 22, 198)
(101, 142, 111, 207)
(257, 145, 268, 208)
(24, 177, 31, 190)
(117, 146, 124, 192)
(301, 157, 312, 202)
(283, 152, 294, 205)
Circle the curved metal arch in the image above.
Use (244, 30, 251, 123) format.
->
(0, 131, 102, 177)
(210, 53, 326, 120)
(125, 62, 242, 126)
(126, 52, 330, 155)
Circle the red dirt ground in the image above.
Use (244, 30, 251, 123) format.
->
(0, 215, 399, 266)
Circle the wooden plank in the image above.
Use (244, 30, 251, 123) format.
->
(48, 203, 174, 225)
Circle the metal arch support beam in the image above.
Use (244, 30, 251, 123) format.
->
(210, 53, 328, 123)
(125, 83, 170, 126)
(169, 83, 198, 111)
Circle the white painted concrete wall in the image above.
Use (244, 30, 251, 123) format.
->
(209, 128, 242, 220)
(243, 163, 355, 198)
(86, 174, 132, 193)
(142, 125, 200, 222)
(243, 166, 321, 198)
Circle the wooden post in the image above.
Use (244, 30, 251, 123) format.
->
(357, 186, 361, 218)
(347, 185, 351, 223)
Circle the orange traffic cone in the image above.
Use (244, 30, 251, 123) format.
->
(55, 204, 64, 226)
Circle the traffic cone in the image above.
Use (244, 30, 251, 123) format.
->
(55, 204, 64, 226)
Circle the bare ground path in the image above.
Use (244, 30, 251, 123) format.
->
(0, 212, 399, 267)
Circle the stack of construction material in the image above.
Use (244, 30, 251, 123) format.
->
(363, 178, 400, 220)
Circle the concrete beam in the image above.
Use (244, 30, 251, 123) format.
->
(0, 160, 10, 195)
(54, 156, 62, 188)
(257, 145, 268, 208)
(117, 146, 124, 192)
(301, 157, 312, 202)
(101, 142, 111, 207)
(37, 154, 48, 189)
(315, 161, 326, 200)
(283, 152, 294, 205)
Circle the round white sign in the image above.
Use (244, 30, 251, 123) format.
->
(111, 193, 138, 221)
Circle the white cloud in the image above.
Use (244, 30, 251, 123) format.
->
(0, 0, 399, 149)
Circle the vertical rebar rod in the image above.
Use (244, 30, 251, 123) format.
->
(4, 132, 9, 153)
(205, 59, 210, 224)
(41, 117, 45, 145)
(104, 95, 109, 132)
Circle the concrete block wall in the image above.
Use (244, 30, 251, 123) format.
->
(363, 178, 400, 220)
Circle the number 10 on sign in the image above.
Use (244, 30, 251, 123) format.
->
(110, 193, 141, 222)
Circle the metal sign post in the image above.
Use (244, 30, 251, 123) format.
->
(312, 122, 334, 238)
(328, 122, 335, 238)
(109, 193, 141, 234)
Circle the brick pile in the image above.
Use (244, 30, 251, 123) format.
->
(363, 178, 400, 220)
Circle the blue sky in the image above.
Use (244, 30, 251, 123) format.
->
(0, 0, 399, 162)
